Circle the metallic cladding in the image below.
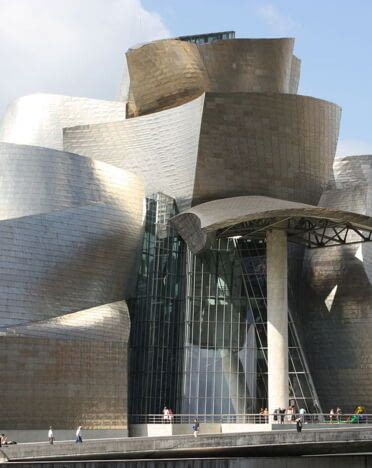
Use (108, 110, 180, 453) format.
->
(63, 94, 205, 211)
(0, 139, 144, 427)
(302, 155, 372, 412)
(192, 93, 341, 206)
(197, 38, 295, 93)
(126, 40, 208, 117)
(0, 93, 126, 150)
(0, 301, 130, 429)
(64, 92, 340, 210)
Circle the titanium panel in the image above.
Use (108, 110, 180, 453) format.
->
(303, 155, 372, 412)
(0, 141, 145, 327)
(126, 40, 209, 117)
(0, 93, 126, 150)
(289, 55, 301, 94)
(192, 93, 341, 206)
(0, 301, 130, 429)
(125, 38, 299, 116)
(0, 142, 143, 221)
(63, 95, 205, 210)
(197, 38, 295, 93)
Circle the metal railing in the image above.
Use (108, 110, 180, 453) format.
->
(129, 413, 372, 425)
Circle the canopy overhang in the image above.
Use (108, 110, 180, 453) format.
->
(171, 195, 372, 254)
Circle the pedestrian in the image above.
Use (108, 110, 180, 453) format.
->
(336, 407, 342, 422)
(48, 426, 55, 445)
(296, 417, 302, 433)
(329, 408, 335, 423)
(75, 426, 83, 443)
(299, 407, 306, 423)
(168, 408, 174, 424)
(162, 406, 169, 423)
(192, 419, 200, 437)
(287, 405, 293, 423)
(280, 407, 285, 424)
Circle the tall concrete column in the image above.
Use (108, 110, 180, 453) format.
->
(266, 229, 288, 414)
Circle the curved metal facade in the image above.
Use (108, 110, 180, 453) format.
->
(0, 93, 126, 150)
(302, 155, 372, 412)
(64, 92, 341, 209)
(0, 301, 130, 429)
(0, 137, 144, 426)
(63, 95, 205, 211)
(197, 38, 295, 93)
(126, 40, 208, 117)
(5, 30, 371, 424)
(193, 93, 341, 206)
(126, 38, 298, 117)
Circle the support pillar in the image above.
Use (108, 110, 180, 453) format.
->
(266, 229, 288, 415)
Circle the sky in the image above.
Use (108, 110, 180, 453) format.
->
(0, 0, 371, 157)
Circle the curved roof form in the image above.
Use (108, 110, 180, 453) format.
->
(192, 92, 341, 206)
(0, 142, 145, 327)
(64, 92, 340, 210)
(172, 195, 372, 254)
(125, 38, 299, 117)
(0, 93, 126, 150)
(64, 94, 205, 211)
(126, 39, 208, 117)
(197, 38, 296, 93)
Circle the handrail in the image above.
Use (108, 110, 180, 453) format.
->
(129, 413, 372, 424)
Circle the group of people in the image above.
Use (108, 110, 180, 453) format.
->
(47, 426, 83, 445)
(329, 407, 342, 422)
(162, 406, 174, 423)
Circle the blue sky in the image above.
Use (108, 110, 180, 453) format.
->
(0, 0, 371, 156)
(142, 0, 372, 156)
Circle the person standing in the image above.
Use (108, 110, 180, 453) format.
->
(75, 426, 83, 443)
(296, 417, 303, 433)
(299, 407, 306, 423)
(48, 426, 55, 445)
(329, 408, 335, 423)
(192, 419, 200, 438)
(336, 407, 342, 422)
(162, 406, 170, 423)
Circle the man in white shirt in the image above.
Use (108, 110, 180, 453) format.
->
(75, 426, 83, 443)
(48, 426, 54, 445)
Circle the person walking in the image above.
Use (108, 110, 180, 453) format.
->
(296, 417, 303, 433)
(192, 419, 200, 438)
(329, 408, 335, 423)
(75, 426, 83, 443)
(48, 426, 55, 445)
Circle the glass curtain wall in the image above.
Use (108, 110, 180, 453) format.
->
(128, 193, 185, 417)
(181, 237, 320, 415)
(129, 195, 320, 418)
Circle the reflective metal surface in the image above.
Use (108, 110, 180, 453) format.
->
(0, 301, 130, 429)
(63, 95, 205, 211)
(302, 155, 372, 412)
(171, 195, 372, 254)
(0, 139, 144, 427)
(0, 93, 126, 150)
(125, 38, 299, 116)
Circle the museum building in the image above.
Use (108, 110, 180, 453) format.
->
(0, 31, 372, 432)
